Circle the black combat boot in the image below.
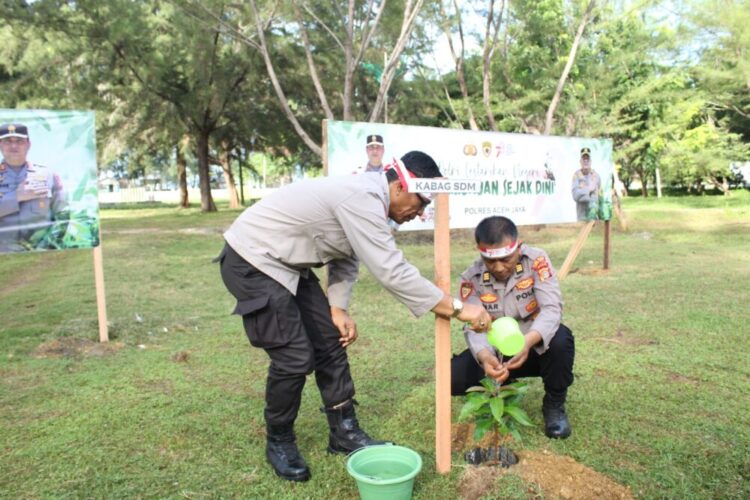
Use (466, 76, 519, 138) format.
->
(266, 423, 311, 482)
(323, 399, 390, 454)
(542, 393, 572, 439)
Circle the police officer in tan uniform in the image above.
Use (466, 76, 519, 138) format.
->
(0, 123, 66, 252)
(219, 151, 492, 482)
(451, 216, 575, 439)
(571, 147, 601, 221)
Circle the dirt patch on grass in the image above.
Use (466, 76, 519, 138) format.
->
(577, 267, 611, 276)
(593, 328, 658, 346)
(667, 372, 700, 384)
(458, 466, 503, 500)
(452, 422, 499, 453)
(453, 423, 633, 500)
(110, 227, 223, 236)
(514, 449, 633, 500)
(34, 337, 125, 358)
(0, 270, 42, 299)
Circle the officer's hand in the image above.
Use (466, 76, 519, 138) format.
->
(504, 348, 530, 371)
(480, 354, 509, 384)
(505, 330, 541, 370)
(331, 306, 358, 348)
(459, 303, 492, 333)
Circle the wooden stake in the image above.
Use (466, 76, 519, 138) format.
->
(603, 219, 611, 269)
(93, 244, 109, 342)
(558, 220, 595, 280)
(433, 193, 451, 474)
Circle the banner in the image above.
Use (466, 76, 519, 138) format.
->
(0, 109, 99, 253)
(326, 120, 614, 230)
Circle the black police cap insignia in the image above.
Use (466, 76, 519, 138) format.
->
(0, 123, 29, 139)
(366, 134, 384, 146)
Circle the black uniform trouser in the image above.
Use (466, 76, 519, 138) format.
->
(219, 243, 355, 426)
(451, 324, 575, 403)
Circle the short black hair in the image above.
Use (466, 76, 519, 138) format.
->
(474, 216, 518, 245)
(385, 150, 442, 183)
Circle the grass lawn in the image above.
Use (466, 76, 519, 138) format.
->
(1, 191, 748, 499)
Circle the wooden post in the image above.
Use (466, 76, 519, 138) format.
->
(93, 244, 109, 342)
(558, 220, 595, 280)
(613, 195, 628, 231)
(603, 219, 611, 270)
(433, 193, 451, 474)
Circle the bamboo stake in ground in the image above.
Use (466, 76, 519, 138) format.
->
(613, 193, 628, 231)
(433, 193, 452, 474)
(93, 244, 109, 342)
(558, 220, 595, 280)
(603, 219, 611, 269)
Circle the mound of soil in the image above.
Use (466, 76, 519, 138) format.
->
(34, 337, 125, 359)
(453, 422, 633, 500)
(513, 449, 633, 500)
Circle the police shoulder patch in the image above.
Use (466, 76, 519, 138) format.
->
(532, 256, 553, 282)
(460, 281, 474, 300)
(516, 277, 534, 290)
(525, 299, 538, 313)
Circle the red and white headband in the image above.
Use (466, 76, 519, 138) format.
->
(478, 240, 519, 259)
(384, 158, 433, 204)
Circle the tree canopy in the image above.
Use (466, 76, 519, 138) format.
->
(1, 0, 747, 210)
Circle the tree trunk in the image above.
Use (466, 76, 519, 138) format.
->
(368, 0, 426, 122)
(249, 0, 322, 157)
(543, 0, 596, 135)
(220, 140, 241, 209)
(441, 0, 479, 130)
(176, 135, 190, 208)
(708, 174, 730, 195)
(482, 0, 505, 132)
(196, 131, 217, 212)
(636, 168, 648, 197)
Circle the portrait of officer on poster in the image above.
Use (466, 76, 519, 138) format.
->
(0, 110, 99, 253)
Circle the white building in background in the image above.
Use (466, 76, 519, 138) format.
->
(731, 162, 750, 188)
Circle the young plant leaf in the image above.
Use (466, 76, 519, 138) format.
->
(465, 385, 487, 393)
(505, 405, 534, 426)
(480, 377, 496, 392)
(473, 416, 493, 441)
(506, 381, 529, 393)
(490, 397, 505, 423)
(459, 393, 490, 422)
(467, 392, 490, 404)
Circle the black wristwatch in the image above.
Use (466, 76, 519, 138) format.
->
(451, 297, 464, 318)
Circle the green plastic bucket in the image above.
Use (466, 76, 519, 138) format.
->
(346, 445, 422, 500)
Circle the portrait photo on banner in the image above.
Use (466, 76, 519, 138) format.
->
(0, 109, 99, 254)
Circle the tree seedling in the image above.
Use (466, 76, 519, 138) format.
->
(458, 375, 534, 466)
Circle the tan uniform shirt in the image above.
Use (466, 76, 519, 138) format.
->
(459, 244, 563, 361)
(224, 172, 443, 316)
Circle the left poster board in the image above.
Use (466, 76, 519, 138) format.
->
(0, 109, 99, 253)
